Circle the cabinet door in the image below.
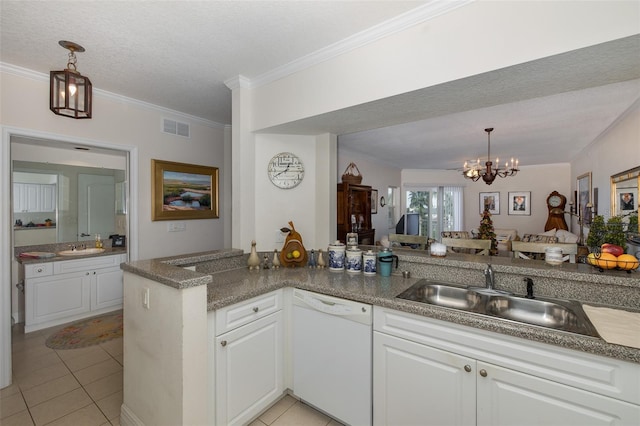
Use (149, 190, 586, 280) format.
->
(39, 184, 56, 212)
(91, 266, 123, 311)
(476, 361, 640, 426)
(216, 311, 284, 426)
(373, 331, 476, 426)
(25, 271, 91, 329)
(13, 183, 24, 212)
(24, 183, 40, 212)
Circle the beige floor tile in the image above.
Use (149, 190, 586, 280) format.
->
(46, 403, 109, 426)
(327, 419, 344, 426)
(73, 359, 122, 386)
(11, 334, 48, 354)
(271, 401, 332, 426)
(13, 352, 63, 379)
(11, 345, 56, 366)
(109, 414, 121, 425)
(62, 348, 111, 372)
(1, 392, 27, 419)
(113, 354, 124, 366)
(96, 390, 123, 421)
(0, 382, 21, 399)
(99, 338, 123, 357)
(0, 409, 35, 426)
(21, 374, 80, 408)
(84, 371, 123, 401)
(15, 362, 70, 391)
(259, 394, 298, 425)
(29, 388, 92, 426)
(56, 345, 108, 362)
(249, 419, 268, 426)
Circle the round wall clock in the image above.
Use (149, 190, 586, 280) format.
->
(267, 152, 305, 189)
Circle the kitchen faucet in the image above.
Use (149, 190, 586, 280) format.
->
(484, 264, 495, 290)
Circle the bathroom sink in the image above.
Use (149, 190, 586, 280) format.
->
(57, 248, 105, 256)
(396, 283, 483, 311)
(397, 280, 599, 337)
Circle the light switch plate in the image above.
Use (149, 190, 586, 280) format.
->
(167, 221, 186, 232)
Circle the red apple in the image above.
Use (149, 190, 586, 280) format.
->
(601, 243, 624, 257)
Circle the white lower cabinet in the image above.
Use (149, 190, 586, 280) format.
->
(373, 307, 640, 426)
(24, 254, 126, 332)
(214, 290, 284, 426)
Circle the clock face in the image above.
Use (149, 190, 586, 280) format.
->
(549, 195, 562, 207)
(267, 152, 304, 189)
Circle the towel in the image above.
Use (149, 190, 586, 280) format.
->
(19, 252, 56, 259)
(583, 305, 640, 349)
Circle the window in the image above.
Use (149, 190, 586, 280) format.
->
(403, 186, 464, 240)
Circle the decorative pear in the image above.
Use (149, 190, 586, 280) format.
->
(247, 240, 260, 270)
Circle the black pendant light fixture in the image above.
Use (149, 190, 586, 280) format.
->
(462, 128, 519, 185)
(50, 40, 92, 119)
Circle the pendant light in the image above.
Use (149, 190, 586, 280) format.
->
(50, 40, 92, 119)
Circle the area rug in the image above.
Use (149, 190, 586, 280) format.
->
(45, 311, 123, 349)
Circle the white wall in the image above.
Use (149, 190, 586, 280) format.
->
(571, 99, 640, 220)
(1, 68, 229, 260)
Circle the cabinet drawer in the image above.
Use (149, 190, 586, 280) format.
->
(54, 254, 125, 274)
(24, 262, 53, 278)
(215, 289, 282, 335)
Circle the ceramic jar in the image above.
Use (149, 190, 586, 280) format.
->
(363, 250, 377, 275)
(328, 241, 346, 271)
(346, 247, 362, 273)
(545, 247, 563, 265)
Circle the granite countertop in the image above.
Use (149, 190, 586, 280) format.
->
(121, 248, 640, 364)
(16, 246, 128, 264)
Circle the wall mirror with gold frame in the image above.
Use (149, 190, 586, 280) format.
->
(611, 166, 639, 233)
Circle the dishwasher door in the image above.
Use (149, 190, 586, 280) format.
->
(293, 289, 372, 426)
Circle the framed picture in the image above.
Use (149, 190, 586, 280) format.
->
(479, 192, 499, 215)
(508, 191, 531, 215)
(577, 172, 591, 221)
(616, 188, 637, 215)
(371, 189, 378, 214)
(151, 159, 219, 221)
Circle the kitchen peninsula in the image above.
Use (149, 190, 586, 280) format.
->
(121, 248, 640, 425)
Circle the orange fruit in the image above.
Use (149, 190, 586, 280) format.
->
(617, 254, 639, 271)
(594, 252, 618, 269)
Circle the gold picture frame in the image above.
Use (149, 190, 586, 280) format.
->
(151, 159, 219, 221)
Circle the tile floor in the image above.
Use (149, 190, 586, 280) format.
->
(1, 319, 341, 426)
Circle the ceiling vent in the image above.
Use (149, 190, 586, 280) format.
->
(162, 118, 190, 138)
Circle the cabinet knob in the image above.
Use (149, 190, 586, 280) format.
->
(464, 365, 472, 373)
(253, 307, 259, 313)
(220, 340, 227, 347)
(36, 268, 43, 273)
(479, 369, 488, 377)
(86, 272, 90, 275)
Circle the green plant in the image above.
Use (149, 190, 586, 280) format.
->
(586, 215, 606, 249)
(605, 216, 627, 251)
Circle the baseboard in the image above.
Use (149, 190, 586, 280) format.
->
(120, 403, 145, 426)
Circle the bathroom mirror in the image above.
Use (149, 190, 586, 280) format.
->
(611, 165, 639, 232)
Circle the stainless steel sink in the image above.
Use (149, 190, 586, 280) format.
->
(397, 280, 599, 337)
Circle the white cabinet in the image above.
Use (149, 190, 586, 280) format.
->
(373, 307, 640, 426)
(13, 183, 56, 213)
(214, 290, 284, 426)
(24, 254, 126, 332)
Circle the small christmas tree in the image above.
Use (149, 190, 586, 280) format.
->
(478, 208, 497, 255)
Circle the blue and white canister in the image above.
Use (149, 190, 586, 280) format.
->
(328, 241, 346, 271)
(363, 250, 377, 275)
(346, 247, 363, 273)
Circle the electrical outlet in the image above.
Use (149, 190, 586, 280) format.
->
(142, 287, 150, 309)
(167, 221, 186, 232)
(275, 229, 284, 244)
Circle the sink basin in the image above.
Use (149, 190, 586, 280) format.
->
(396, 283, 483, 311)
(397, 280, 599, 337)
(57, 248, 105, 256)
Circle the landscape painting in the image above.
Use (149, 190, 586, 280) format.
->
(152, 159, 219, 221)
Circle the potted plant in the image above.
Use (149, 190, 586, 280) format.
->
(585, 215, 606, 252)
(44, 218, 53, 227)
(605, 216, 627, 252)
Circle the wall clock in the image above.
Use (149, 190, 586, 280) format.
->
(544, 191, 568, 231)
(267, 152, 304, 189)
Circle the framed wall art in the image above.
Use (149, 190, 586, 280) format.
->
(151, 159, 219, 221)
(479, 192, 499, 215)
(371, 189, 378, 214)
(577, 172, 591, 221)
(508, 191, 531, 215)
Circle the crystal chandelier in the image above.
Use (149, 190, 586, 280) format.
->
(462, 128, 519, 185)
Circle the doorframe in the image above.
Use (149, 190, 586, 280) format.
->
(0, 125, 139, 388)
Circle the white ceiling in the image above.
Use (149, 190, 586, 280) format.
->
(1, 1, 639, 169)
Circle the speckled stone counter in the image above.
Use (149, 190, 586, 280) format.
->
(15, 242, 128, 264)
(121, 247, 640, 364)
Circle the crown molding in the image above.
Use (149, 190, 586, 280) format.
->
(249, 0, 474, 89)
(0, 62, 227, 130)
(224, 75, 251, 91)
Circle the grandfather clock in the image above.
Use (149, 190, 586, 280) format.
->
(544, 191, 568, 231)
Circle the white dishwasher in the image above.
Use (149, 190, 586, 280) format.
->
(293, 289, 372, 426)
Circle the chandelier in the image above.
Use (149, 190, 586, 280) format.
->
(462, 128, 519, 185)
(50, 40, 92, 119)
